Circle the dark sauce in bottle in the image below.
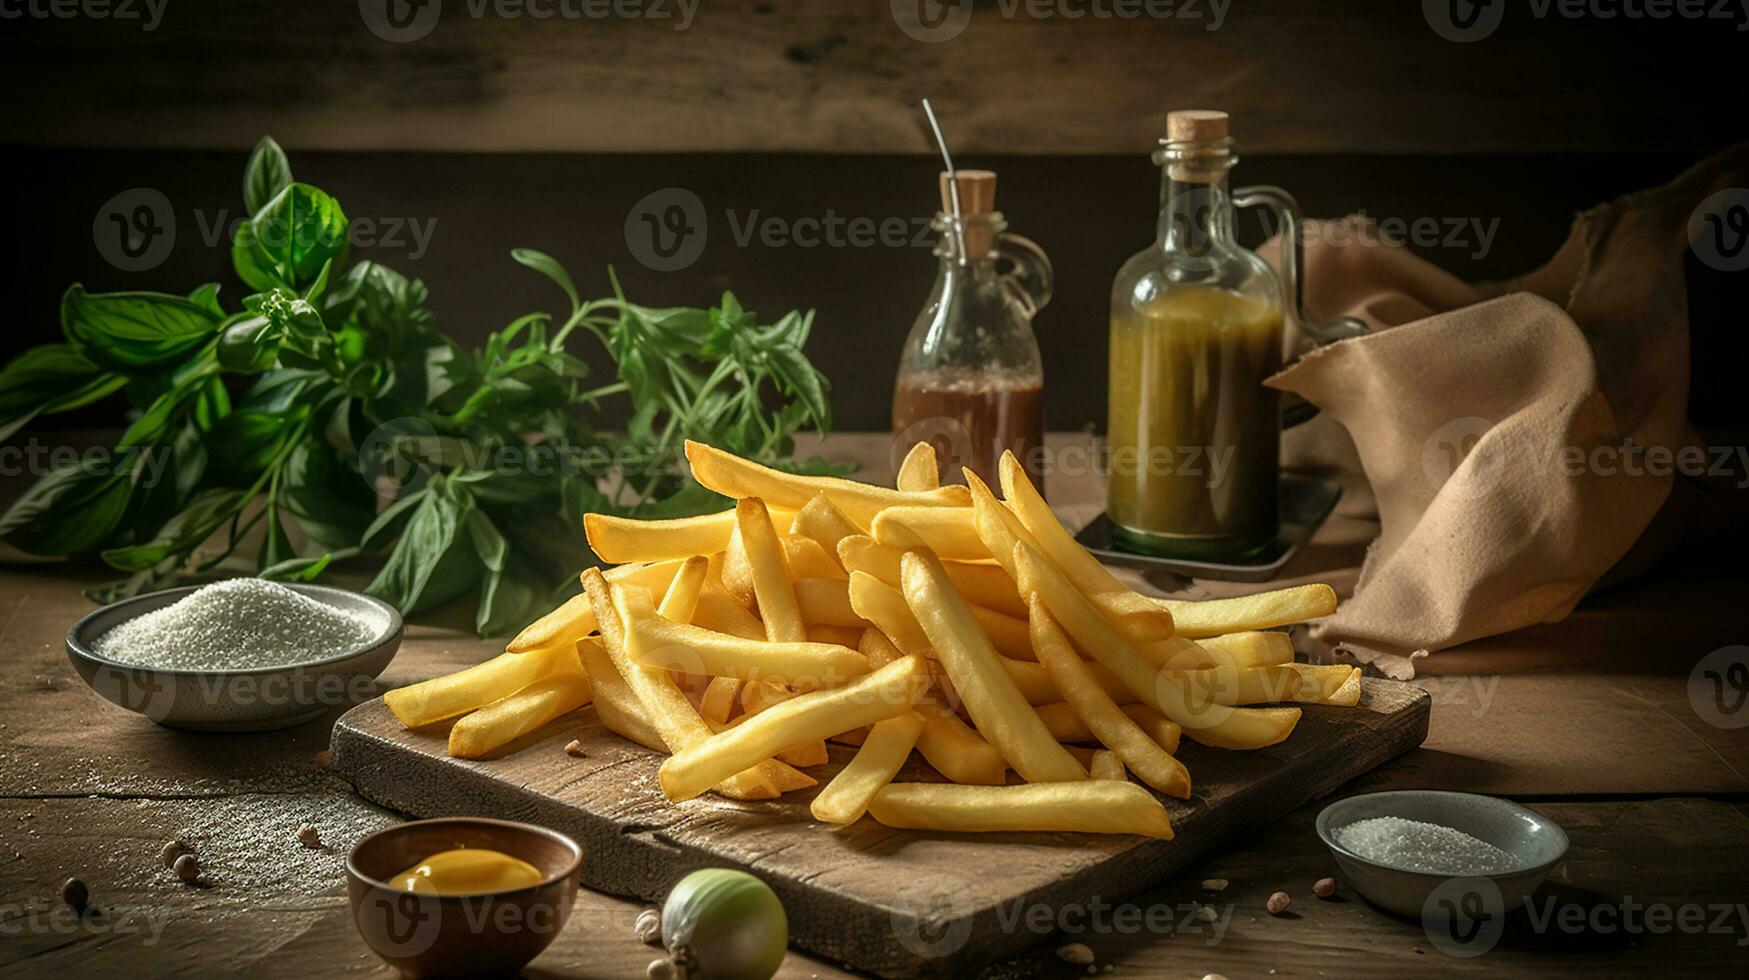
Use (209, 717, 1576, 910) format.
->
(892, 371, 1045, 491)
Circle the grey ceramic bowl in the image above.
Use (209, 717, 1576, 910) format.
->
(1316, 790, 1569, 918)
(66, 583, 403, 732)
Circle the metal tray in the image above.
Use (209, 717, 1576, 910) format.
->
(1072, 475, 1342, 583)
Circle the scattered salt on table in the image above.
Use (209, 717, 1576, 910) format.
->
(95, 579, 377, 671)
(1334, 816, 1516, 875)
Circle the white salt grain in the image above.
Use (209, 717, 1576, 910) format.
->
(1334, 816, 1517, 875)
(95, 579, 377, 671)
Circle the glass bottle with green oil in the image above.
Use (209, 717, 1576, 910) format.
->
(1107, 110, 1363, 560)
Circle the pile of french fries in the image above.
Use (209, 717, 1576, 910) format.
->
(383, 441, 1359, 840)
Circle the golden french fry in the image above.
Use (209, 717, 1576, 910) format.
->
(1288, 663, 1363, 705)
(940, 561, 1026, 618)
(584, 508, 792, 564)
(1198, 630, 1295, 667)
(784, 537, 846, 582)
(714, 689, 830, 768)
(506, 592, 595, 655)
(1090, 750, 1126, 781)
(829, 727, 869, 747)
(845, 567, 1030, 662)
(795, 577, 870, 628)
(693, 584, 766, 640)
(873, 506, 987, 560)
(1122, 703, 1183, 755)
(868, 781, 1173, 839)
(659, 656, 931, 801)
(776, 740, 829, 767)
(1162, 585, 1339, 638)
(1032, 701, 1094, 742)
(508, 561, 683, 653)
(895, 442, 940, 491)
(1138, 635, 1225, 670)
(992, 455, 1175, 641)
(685, 440, 968, 527)
(448, 668, 593, 759)
(698, 675, 741, 725)
(586, 570, 796, 799)
(848, 571, 933, 658)
(1165, 664, 1303, 705)
(837, 534, 905, 583)
(723, 523, 756, 610)
(807, 623, 865, 647)
(970, 603, 1034, 661)
(1001, 656, 1135, 707)
(902, 551, 1086, 783)
(790, 494, 860, 571)
(858, 621, 962, 713)
(386, 644, 578, 728)
(1029, 599, 1192, 797)
(811, 712, 925, 824)
(1014, 540, 1301, 750)
(915, 703, 1007, 784)
(840, 534, 1025, 619)
(576, 637, 666, 752)
(617, 584, 868, 690)
(657, 554, 710, 623)
(738, 497, 805, 643)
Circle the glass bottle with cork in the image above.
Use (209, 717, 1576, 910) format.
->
(892, 169, 1053, 490)
(1107, 110, 1364, 559)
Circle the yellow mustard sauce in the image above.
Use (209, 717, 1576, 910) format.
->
(389, 848, 544, 894)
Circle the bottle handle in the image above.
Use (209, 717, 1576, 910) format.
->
(1232, 185, 1369, 428)
(994, 231, 1054, 317)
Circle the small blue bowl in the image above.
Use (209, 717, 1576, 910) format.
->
(1316, 790, 1568, 917)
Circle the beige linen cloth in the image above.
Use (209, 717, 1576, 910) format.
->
(1267, 145, 1745, 679)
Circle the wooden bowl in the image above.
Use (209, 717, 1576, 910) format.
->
(346, 817, 583, 978)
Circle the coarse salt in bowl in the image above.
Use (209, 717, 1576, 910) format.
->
(1316, 790, 1569, 919)
(66, 581, 403, 732)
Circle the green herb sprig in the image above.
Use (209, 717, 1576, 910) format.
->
(0, 137, 840, 634)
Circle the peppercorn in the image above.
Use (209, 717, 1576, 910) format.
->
(61, 877, 88, 911)
(173, 853, 199, 883)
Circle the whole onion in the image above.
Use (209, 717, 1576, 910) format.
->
(660, 869, 788, 980)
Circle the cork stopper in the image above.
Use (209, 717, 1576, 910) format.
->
(1166, 110, 1228, 144)
(939, 169, 998, 257)
(1164, 110, 1231, 183)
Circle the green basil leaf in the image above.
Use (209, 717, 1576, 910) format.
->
(243, 136, 293, 215)
(187, 283, 225, 318)
(0, 345, 128, 443)
(205, 407, 306, 486)
(260, 551, 339, 583)
(475, 552, 549, 637)
(511, 248, 579, 313)
(217, 313, 281, 373)
(466, 508, 508, 573)
(232, 183, 349, 292)
(101, 487, 250, 571)
(118, 421, 207, 546)
(366, 478, 474, 612)
(764, 342, 832, 435)
(0, 461, 133, 556)
(61, 285, 221, 371)
(283, 439, 375, 550)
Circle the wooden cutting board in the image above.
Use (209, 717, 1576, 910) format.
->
(333, 679, 1429, 978)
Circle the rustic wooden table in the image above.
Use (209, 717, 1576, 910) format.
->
(2, 434, 1746, 978)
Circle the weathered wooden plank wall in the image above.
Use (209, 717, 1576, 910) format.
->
(0, 0, 1737, 154)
